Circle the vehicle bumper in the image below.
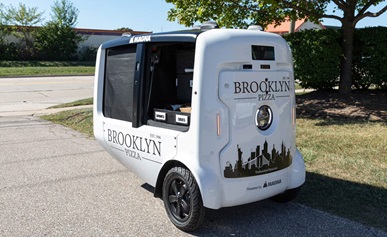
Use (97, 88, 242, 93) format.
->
(200, 148, 305, 209)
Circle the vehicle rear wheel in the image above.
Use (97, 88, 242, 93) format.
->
(271, 186, 302, 203)
(162, 167, 205, 232)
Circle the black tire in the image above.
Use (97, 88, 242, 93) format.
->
(162, 167, 205, 232)
(271, 186, 302, 203)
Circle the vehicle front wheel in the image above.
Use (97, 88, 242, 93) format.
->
(162, 167, 205, 232)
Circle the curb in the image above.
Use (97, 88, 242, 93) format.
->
(33, 105, 93, 116)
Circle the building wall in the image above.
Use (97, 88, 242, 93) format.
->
(2, 27, 150, 49)
(79, 34, 123, 48)
(4, 33, 123, 49)
(297, 21, 324, 31)
(4, 34, 19, 44)
(265, 19, 325, 35)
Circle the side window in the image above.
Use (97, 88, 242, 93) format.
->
(103, 45, 136, 121)
(252, 45, 275, 61)
(145, 43, 195, 131)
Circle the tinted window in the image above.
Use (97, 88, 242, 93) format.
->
(252, 45, 275, 60)
(103, 45, 136, 121)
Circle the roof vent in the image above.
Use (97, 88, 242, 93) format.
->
(201, 21, 219, 30)
(122, 32, 132, 37)
(192, 25, 201, 30)
(248, 25, 263, 31)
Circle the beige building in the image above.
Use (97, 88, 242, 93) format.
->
(265, 18, 325, 35)
(3, 26, 151, 49)
(74, 28, 151, 48)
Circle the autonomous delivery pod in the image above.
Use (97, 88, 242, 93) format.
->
(93, 22, 305, 231)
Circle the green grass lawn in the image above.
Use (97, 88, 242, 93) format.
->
(296, 119, 386, 230)
(0, 61, 95, 77)
(41, 98, 387, 231)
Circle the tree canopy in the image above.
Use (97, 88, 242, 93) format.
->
(166, 0, 387, 93)
(166, 0, 386, 28)
(0, 3, 8, 43)
(34, 0, 83, 60)
(115, 27, 133, 31)
(51, 0, 79, 27)
(0, 3, 44, 47)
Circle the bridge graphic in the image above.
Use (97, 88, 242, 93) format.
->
(224, 140, 292, 178)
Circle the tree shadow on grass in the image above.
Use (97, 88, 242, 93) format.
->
(296, 172, 387, 232)
(296, 90, 387, 125)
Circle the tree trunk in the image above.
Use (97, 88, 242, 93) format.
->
(289, 19, 295, 33)
(339, 20, 355, 94)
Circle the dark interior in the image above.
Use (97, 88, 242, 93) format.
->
(144, 42, 195, 131)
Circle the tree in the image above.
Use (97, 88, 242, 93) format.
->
(34, 0, 83, 60)
(115, 27, 133, 31)
(1, 3, 43, 47)
(0, 3, 9, 43)
(166, 0, 387, 94)
(51, 0, 79, 27)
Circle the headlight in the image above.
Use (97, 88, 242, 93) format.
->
(255, 105, 273, 130)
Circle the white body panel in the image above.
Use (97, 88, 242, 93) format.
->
(94, 28, 305, 210)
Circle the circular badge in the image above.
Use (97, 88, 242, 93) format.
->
(255, 105, 273, 130)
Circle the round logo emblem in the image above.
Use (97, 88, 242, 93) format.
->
(255, 105, 273, 130)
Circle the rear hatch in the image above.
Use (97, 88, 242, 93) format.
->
(219, 70, 295, 178)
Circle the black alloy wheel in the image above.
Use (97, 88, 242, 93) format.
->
(162, 167, 205, 232)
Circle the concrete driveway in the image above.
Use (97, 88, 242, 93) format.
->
(0, 76, 386, 236)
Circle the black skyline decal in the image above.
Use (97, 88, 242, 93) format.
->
(224, 140, 292, 178)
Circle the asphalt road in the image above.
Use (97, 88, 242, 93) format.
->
(0, 76, 386, 236)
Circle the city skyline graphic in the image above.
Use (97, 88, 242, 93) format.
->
(224, 140, 292, 178)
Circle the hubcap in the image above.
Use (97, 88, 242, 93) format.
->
(168, 179, 191, 221)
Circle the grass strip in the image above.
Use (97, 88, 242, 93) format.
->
(0, 60, 95, 77)
(0, 66, 95, 77)
(41, 108, 93, 137)
(48, 98, 93, 109)
(0, 60, 95, 67)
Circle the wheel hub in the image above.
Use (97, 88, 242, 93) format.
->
(177, 192, 183, 204)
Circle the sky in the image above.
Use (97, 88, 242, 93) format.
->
(1, 0, 386, 32)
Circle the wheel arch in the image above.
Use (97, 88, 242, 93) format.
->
(154, 160, 188, 198)
(154, 159, 222, 209)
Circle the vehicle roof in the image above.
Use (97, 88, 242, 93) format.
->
(100, 30, 203, 49)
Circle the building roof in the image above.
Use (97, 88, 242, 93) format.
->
(74, 28, 152, 36)
(265, 18, 325, 34)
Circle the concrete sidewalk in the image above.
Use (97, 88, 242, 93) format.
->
(0, 76, 93, 117)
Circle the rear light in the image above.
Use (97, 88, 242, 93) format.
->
(216, 114, 221, 136)
(292, 105, 296, 126)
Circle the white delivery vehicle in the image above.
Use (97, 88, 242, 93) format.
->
(94, 22, 305, 231)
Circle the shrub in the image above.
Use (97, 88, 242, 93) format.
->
(77, 45, 97, 62)
(0, 42, 17, 60)
(34, 21, 83, 61)
(284, 29, 342, 90)
(353, 27, 387, 90)
(0, 42, 35, 60)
